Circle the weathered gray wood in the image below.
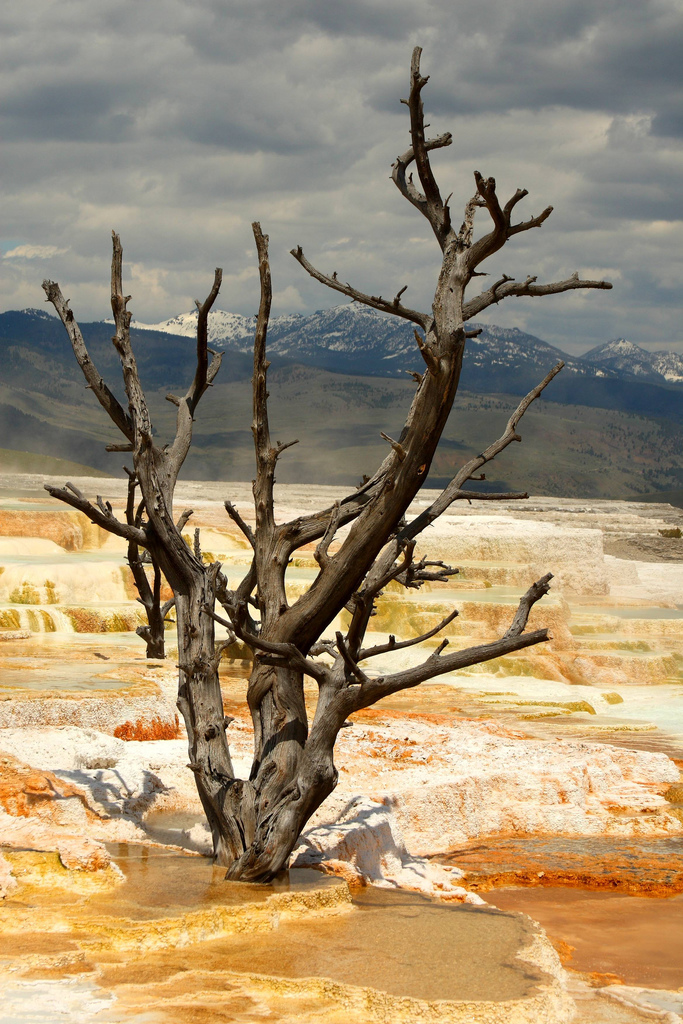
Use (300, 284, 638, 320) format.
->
(43, 48, 612, 883)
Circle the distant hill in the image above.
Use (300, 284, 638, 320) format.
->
(1, 306, 682, 499)
(130, 303, 683, 426)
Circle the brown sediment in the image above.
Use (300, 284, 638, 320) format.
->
(114, 715, 181, 741)
(487, 886, 683, 990)
(0, 509, 105, 551)
(583, 971, 625, 987)
(0, 645, 178, 734)
(552, 939, 576, 966)
(65, 607, 143, 632)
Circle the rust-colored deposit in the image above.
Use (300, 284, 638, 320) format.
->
(0, 752, 93, 819)
(439, 836, 683, 896)
(114, 715, 181, 741)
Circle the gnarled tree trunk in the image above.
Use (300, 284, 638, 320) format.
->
(43, 48, 611, 882)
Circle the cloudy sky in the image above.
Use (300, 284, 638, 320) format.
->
(1, 0, 682, 354)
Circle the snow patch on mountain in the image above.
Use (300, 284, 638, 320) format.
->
(19, 308, 58, 322)
(583, 338, 683, 384)
(123, 305, 683, 386)
(129, 309, 256, 345)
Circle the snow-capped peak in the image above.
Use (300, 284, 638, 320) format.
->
(129, 309, 256, 345)
(582, 337, 683, 384)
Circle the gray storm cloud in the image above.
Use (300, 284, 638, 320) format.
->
(0, 0, 681, 354)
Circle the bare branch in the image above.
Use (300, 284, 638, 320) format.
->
(451, 362, 564, 486)
(343, 540, 422, 657)
(394, 554, 459, 589)
(390, 46, 453, 247)
(508, 206, 554, 237)
(468, 181, 518, 267)
(290, 246, 429, 328)
(274, 438, 300, 457)
(252, 222, 276, 539)
(391, 133, 452, 224)
(64, 481, 86, 501)
(202, 604, 328, 683)
(44, 483, 145, 543)
(201, 605, 237, 643)
(354, 575, 552, 705)
(110, 232, 152, 442)
(504, 572, 553, 638)
(463, 271, 613, 321)
(359, 607, 459, 660)
(314, 501, 341, 570)
(399, 362, 564, 543)
(413, 329, 440, 375)
(457, 193, 486, 250)
(224, 501, 256, 549)
(379, 431, 407, 462)
(176, 509, 194, 532)
(42, 280, 133, 441)
(335, 631, 370, 685)
(167, 268, 224, 477)
(187, 268, 223, 416)
(474, 171, 506, 236)
(449, 489, 529, 502)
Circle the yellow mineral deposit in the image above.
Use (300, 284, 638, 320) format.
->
(0, 845, 571, 1024)
(1, 478, 682, 1023)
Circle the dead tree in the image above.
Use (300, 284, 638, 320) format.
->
(42, 48, 611, 881)
(123, 468, 177, 659)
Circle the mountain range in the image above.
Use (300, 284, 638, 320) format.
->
(1, 304, 682, 501)
(131, 303, 683, 388)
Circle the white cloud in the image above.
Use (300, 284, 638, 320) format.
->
(3, 244, 68, 259)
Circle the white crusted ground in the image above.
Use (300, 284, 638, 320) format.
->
(0, 712, 679, 899)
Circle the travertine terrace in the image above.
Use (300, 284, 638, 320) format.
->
(1, 475, 682, 1023)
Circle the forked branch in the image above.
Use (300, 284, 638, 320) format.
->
(111, 232, 152, 443)
(359, 607, 459, 660)
(225, 501, 256, 549)
(352, 574, 552, 705)
(392, 46, 453, 246)
(202, 604, 328, 683)
(401, 362, 565, 541)
(466, 173, 552, 272)
(188, 268, 223, 416)
(43, 482, 145, 543)
(463, 271, 613, 321)
(168, 265, 224, 476)
(290, 246, 429, 328)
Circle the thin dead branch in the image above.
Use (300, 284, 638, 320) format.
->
(290, 246, 429, 328)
